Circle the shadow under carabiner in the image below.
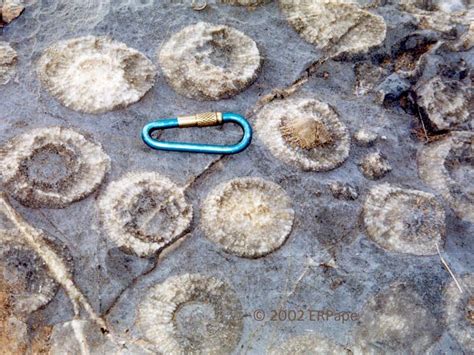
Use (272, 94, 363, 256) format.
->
(141, 112, 252, 154)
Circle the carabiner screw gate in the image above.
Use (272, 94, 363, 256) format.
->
(177, 112, 223, 127)
(142, 112, 252, 154)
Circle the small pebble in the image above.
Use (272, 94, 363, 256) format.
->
(329, 181, 359, 200)
(359, 152, 392, 180)
(354, 129, 378, 147)
(376, 73, 411, 103)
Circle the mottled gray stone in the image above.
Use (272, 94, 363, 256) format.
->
(375, 73, 411, 103)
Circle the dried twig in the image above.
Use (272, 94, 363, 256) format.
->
(417, 105, 429, 143)
(436, 243, 463, 294)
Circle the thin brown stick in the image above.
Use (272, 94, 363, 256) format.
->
(415, 100, 429, 143)
(436, 243, 463, 294)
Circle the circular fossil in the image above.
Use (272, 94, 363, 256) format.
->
(201, 177, 294, 258)
(158, 22, 262, 100)
(279, 0, 387, 55)
(268, 334, 350, 354)
(37, 36, 156, 114)
(98, 172, 192, 258)
(353, 282, 442, 354)
(137, 273, 243, 354)
(0, 127, 111, 208)
(0, 228, 67, 315)
(416, 77, 472, 132)
(363, 183, 445, 256)
(0, 242, 57, 315)
(0, 41, 17, 85)
(255, 98, 350, 171)
(444, 274, 474, 351)
(418, 131, 473, 223)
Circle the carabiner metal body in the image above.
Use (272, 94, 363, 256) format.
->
(141, 112, 252, 154)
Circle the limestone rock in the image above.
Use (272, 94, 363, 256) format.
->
(269, 334, 350, 355)
(354, 62, 384, 96)
(49, 319, 148, 354)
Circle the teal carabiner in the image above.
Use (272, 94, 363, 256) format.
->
(141, 112, 252, 154)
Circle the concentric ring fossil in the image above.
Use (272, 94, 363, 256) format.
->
(137, 273, 243, 354)
(158, 22, 262, 100)
(363, 183, 445, 255)
(417, 131, 473, 223)
(98, 172, 192, 257)
(269, 334, 350, 355)
(0, 41, 17, 85)
(37, 36, 156, 114)
(201, 177, 294, 258)
(0, 127, 111, 208)
(444, 274, 474, 350)
(255, 98, 350, 171)
(279, 0, 387, 55)
(353, 282, 442, 354)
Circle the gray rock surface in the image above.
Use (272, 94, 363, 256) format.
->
(0, 0, 473, 353)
